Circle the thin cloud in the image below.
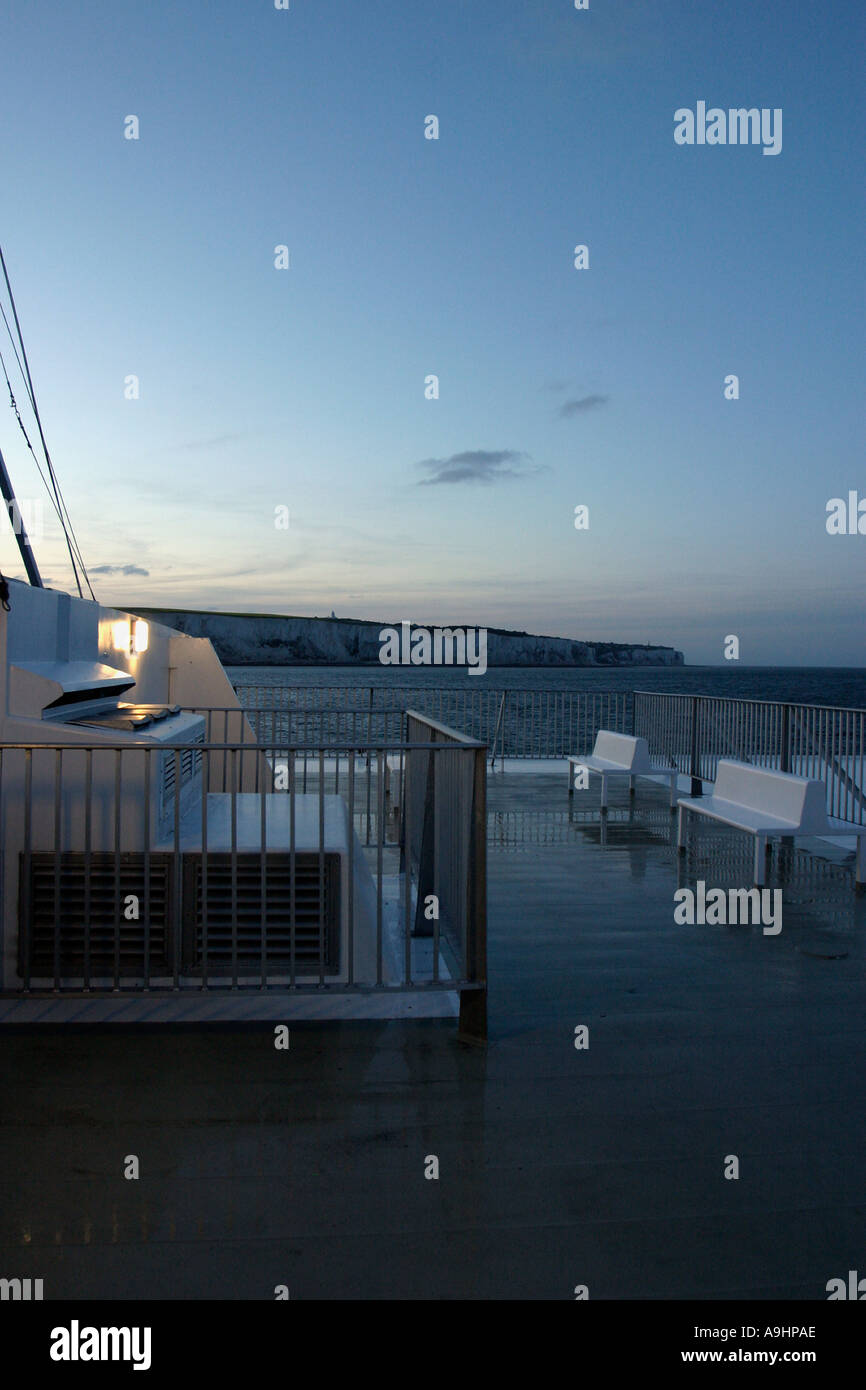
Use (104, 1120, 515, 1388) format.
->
(559, 394, 609, 417)
(176, 433, 245, 451)
(417, 449, 534, 486)
(90, 563, 150, 577)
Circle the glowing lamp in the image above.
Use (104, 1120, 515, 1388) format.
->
(131, 618, 149, 654)
(112, 618, 149, 655)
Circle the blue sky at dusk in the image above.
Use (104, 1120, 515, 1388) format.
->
(0, 0, 862, 664)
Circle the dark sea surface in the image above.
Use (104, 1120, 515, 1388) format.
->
(226, 666, 866, 710)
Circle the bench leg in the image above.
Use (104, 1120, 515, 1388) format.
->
(677, 803, 687, 854)
(753, 835, 767, 886)
(600, 774, 608, 810)
(628, 776, 636, 797)
(669, 774, 678, 811)
(568, 761, 574, 796)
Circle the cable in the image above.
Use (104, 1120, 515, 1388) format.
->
(1, 347, 70, 528)
(0, 345, 94, 587)
(0, 302, 36, 413)
(0, 242, 95, 598)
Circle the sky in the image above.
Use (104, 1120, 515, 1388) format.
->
(0, 0, 863, 665)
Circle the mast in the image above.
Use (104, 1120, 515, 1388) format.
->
(0, 441, 43, 587)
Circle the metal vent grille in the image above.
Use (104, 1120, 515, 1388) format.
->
(160, 737, 204, 815)
(183, 853, 340, 973)
(20, 853, 174, 977)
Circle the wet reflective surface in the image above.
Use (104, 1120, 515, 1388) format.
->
(1, 769, 864, 1299)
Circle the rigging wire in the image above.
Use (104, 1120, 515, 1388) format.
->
(0, 241, 95, 599)
(0, 345, 82, 538)
(0, 336, 94, 594)
(0, 302, 37, 414)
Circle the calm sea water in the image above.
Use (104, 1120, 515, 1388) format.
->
(226, 666, 866, 710)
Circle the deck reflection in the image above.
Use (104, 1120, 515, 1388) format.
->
(1, 765, 864, 1299)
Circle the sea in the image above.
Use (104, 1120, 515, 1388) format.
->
(226, 666, 866, 710)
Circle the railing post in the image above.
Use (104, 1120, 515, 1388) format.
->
(490, 691, 507, 770)
(459, 741, 487, 1045)
(501, 690, 508, 770)
(689, 695, 703, 797)
(780, 704, 791, 774)
(412, 741, 437, 938)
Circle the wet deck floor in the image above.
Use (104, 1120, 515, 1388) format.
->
(1, 768, 865, 1299)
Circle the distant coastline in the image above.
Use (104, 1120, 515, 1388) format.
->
(130, 607, 685, 669)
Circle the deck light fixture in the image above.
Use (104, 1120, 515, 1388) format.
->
(112, 618, 149, 655)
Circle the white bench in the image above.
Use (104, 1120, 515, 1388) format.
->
(567, 732, 678, 810)
(677, 759, 866, 887)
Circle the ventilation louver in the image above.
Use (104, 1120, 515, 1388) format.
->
(20, 853, 174, 978)
(18, 850, 341, 981)
(183, 853, 340, 973)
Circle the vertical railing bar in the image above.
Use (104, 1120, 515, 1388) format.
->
(83, 749, 92, 991)
(376, 747, 384, 987)
(22, 749, 32, 993)
(365, 725, 372, 845)
(319, 748, 325, 987)
(114, 751, 122, 991)
(289, 751, 296, 988)
(431, 744, 439, 986)
(347, 750, 355, 987)
(53, 749, 62, 991)
(143, 751, 151, 991)
(201, 748, 209, 991)
(403, 730, 412, 988)
(231, 747, 238, 989)
(173, 747, 181, 990)
(260, 764, 267, 990)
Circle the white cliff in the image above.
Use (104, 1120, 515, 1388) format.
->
(130, 609, 684, 668)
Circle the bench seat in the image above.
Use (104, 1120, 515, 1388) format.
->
(677, 759, 866, 887)
(567, 732, 678, 810)
(676, 795, 802, 837)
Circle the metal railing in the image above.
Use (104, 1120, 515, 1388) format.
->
(634, 692, 866, 824)
(231, 686, 866, 826)
(0, 723, 487, 1036)
(402, 712, 487, 1041)
(191, 704, 406, 763)
(233, 686, 632, 763)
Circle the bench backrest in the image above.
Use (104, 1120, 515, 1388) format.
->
(592, 731, 653, 772)
(713, 760, 830, 830)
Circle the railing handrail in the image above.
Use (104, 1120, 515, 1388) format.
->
(633, 689, 866, 719)
(233, 684, 627, 693)
(186, 704, 410, 713)
(0, 739, 477, 753)
(404, 709, 486, 747)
